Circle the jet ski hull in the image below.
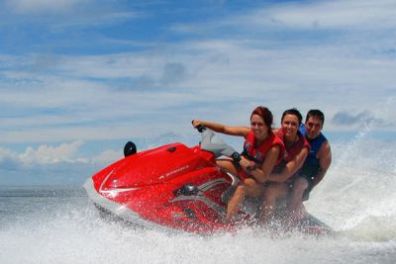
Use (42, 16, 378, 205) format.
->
(84, 134, 332, 235)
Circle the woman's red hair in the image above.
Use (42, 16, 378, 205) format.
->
(250, 106, 273, 131)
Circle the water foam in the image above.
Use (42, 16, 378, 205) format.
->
(304, 131, 396, 244)
(1, 193, 396, 264)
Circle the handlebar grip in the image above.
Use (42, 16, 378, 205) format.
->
(192, 120, 206, 133)
(196, 124, 206, 133)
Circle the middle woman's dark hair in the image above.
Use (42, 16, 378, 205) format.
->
(250, 106, 273, 129)
(281, 108, 303, 125)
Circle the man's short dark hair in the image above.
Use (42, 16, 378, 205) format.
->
(306, 109, 325, 124)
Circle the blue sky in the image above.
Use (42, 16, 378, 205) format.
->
(1, 0, 395, 185)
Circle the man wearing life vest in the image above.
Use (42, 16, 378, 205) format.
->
(288, 109, 332, 221)
(260, 108, 310, 224)
(192, 106, 284, 223)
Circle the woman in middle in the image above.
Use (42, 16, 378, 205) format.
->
(192, 106, 284, 222)
(260, 108, 310, 224)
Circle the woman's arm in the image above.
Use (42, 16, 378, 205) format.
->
(240, 146, 280, 183)
(268, 147, 309, 183)
(192, 119, 249, 137)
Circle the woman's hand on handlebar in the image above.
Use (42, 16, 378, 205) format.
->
(192, 119, 203, 128)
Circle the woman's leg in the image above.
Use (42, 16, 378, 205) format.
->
(288, 177, 309, 222)
(226, 184, 246, 222)
(260, 183, 289, 225)
(216, 159, 238, 175)
(225, 178, 262, 222)
(243, 177, 264, 197)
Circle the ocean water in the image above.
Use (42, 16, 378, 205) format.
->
(1, 136, 396, 264)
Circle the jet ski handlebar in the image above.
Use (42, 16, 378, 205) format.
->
(195, 124, 206, 133)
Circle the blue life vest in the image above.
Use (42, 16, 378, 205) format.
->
(299, 124, 327, 178)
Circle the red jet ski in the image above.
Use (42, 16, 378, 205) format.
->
(84, 127, 332, 235)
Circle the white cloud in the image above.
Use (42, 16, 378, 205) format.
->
(244, 0, 396, 29)
(5, 0, 86, 14)
(0, 142, 88, 185)
(1, 37, 396, 144)
(0, 140, 121, 167)
(18, 141, 85, 164)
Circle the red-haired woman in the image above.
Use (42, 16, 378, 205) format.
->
(192, 106, 284, 222)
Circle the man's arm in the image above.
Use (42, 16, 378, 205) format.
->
(311, 141, 331, 187)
